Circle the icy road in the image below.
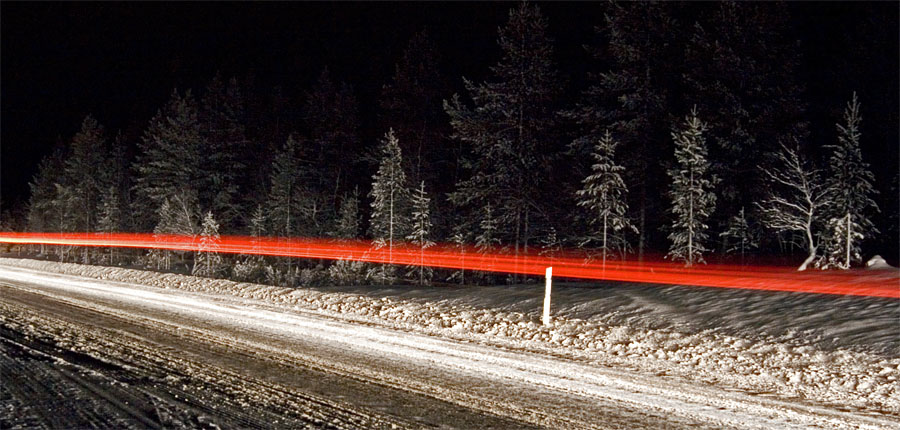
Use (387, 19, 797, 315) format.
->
(1, 261, 898, 429)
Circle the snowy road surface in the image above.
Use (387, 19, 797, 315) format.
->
(1, 262, 898, 429)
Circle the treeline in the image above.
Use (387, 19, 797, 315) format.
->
(17, 2, 892, 286)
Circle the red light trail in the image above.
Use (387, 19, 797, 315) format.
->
(1, 232, 897, 299)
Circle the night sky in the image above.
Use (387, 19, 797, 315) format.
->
(2, 1, 898, 211)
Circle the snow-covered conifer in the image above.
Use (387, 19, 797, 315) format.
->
(718, 207, 759, 262)
(405, 181, 435, 285)
(474, 204, 501, 283)
(821, 93, 879, 269)
(576, 130, 636, 268)
(193, 211, 223, 277)
(666, 108, 717, 267)
(446, 228, 469, 285)
(367, 129, 409, 284)
(97, 186, 123, 264)
(336, 188, 360, 239)
(757, 143, 831, 271)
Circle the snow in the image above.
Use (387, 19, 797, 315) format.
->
(1, 257, 898, 425)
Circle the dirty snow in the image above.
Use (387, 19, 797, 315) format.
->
(1, 257, 898, 420)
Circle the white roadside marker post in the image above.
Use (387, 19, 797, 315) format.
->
(543, 266, 553, 326)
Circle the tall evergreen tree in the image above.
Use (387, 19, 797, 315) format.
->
(406, 181, 435, 285)
(367, 129, 409, 284)
(303, 68, 362, 209)
(684, 2, 808, 227)
(97, 185, 123, 263)
(821, 93, 879, 269)
(576, 130, 636, 267)
(588, 2, 679, 262)
(267, 135, 313, 282)
(445, 2, 562, 274)
(666, 108, 717, 267)
(134, 89, 206, 231)
(200, 74, 248, 228)
(380, 29, 451, 187)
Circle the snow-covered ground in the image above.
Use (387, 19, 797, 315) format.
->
(1, 257, 898, 428)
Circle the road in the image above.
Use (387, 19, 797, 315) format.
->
(1, 264, 896, 429)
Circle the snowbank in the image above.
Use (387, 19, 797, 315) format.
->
(2, 257, 898, 416)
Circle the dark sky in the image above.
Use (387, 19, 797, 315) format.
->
(2, 2, 898, 211)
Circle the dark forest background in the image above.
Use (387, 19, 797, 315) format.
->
(2, 2, 897, 284)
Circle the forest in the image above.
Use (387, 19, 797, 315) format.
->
(6, 2, 897, 286)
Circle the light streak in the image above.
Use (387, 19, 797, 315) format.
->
(1, 232, 897, 299)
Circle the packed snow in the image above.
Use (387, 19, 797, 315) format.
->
(1, 257, 898, 421)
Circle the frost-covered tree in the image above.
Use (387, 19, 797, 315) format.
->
(27, 149, 67, 254)
(367, 129, 409, 284)
(666, 108, 717, 267)
(718, 207, 759, 263)
(821, 93, 879, 269)
(335, 188, 360, 239)
(151, 191, 199, 271)
(193, 211, 223, 277)
(61, 116, 108, 263)
(233, 205, 267, 282)
(539, 227, 562, 259)
(758, 143, 832, 271)
(406, 181, 435, 285)
(445, 2, 561, 272)
(576, 130, 637, 268)
(446, 228, 469, 286)
(97, 185, 123, 264)
(267, 135, 312, 282)
(474, 203, 501, 284)
(134, 90, 206, 231)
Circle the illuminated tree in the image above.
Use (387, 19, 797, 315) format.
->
(667, 108, 717, 267)
(405, 181, 434, 285)
(821, 93, 879, 269)
(193, 211, 223, 277)
(367, 129, 410, 284)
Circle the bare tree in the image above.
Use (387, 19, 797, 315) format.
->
(757, 144, 832, 270)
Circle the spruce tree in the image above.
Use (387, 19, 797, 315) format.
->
(134, 90, 206, 231)
(336, 188, 360, 239)
(576, 130, 636, 268)
(97, 185, 123, 264)
(666, 108, 716, 267)
(63, 116, 107, 263)
(367, 129, 409, 284)
(194, 211, 223, 277)
(822, 92, 879, 269)
(445, 2, 561, 273)
(474, 203, 500, 284)
(718, 207, 759, 263)
(406, 181, 435, 285)
(200, 74, 248, 228)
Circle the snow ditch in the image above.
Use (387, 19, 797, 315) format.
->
(2, 257, 898, 416)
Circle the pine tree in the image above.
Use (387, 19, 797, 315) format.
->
(683, 2, 809, 228)
(757, 143, 832, 271)
(446, 228, 469, 285)
(97, 185, 123, 264)
(151, 191, 199, 271)
(367, 129, 409, 284)
(200, 74, 248, 228)
(63, 116, 107, 263)
(303, 68, 362, 212)
(267, 135, 311, 283)
(718, 207, 759, 263)
(406, 181, 435, 285)
(587, 2, 678, 262)
(134, 89, 206, 231)
(380, 29, 451, 187)
(445, 2, 562, 276)
(336, 188, 360, 239)
(821, 93, 879, 269)
(666, 108, 717, 267)
(576, 130, 636, 268)
(474, 203, 500, 284)
(193, 211, 223, 277)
